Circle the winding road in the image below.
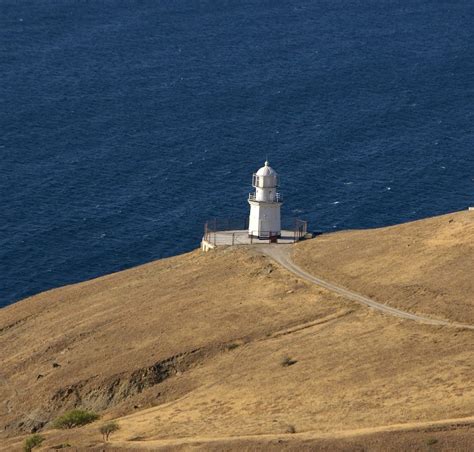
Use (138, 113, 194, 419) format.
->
(261, 246, 474, 331)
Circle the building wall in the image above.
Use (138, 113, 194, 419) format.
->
(248, 202, 281, 237)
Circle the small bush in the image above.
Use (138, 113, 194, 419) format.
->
(51, 444, 72, 450)
(226, 343, 240, 351)
(285, 424, 296, 434)
(52, 409, 99, 429)
(99, 421, 120, 442)
(128, 435, 145, 441)
(24, 434, 44, 452)
(281, 356, 297, 367)
(426, 438, 438, 446)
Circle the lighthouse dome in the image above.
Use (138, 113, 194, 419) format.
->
(256, 161, 277, 177)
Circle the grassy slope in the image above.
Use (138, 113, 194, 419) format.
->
(294, 210, 474, 324)
(1, 212, 473, 450)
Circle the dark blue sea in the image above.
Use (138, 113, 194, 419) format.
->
(1, 0, 473, 308)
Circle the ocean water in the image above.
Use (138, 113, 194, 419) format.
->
(1, 0, 473, 308)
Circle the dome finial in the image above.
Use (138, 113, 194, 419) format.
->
(264, 160, 269, 167)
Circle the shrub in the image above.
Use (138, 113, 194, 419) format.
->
(281, 356, 297, 367)
(285, 424, 296, 434)
(24, 434, 44, 452)
(52, 409, 99, 429)
(128, 435, 145, 441)
(226, 343, 240, 351)
(99, 421, 120, 442)
(426, 438, 438, 446)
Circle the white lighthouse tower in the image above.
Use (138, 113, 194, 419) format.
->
(248, 161, 282, 238)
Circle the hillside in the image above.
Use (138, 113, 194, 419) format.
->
(1, 212, 473, 450)
(293, 210, 474, 324)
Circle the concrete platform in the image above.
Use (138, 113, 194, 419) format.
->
(201, 229, 299, 251)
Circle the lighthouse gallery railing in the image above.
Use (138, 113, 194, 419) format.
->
(203, 217, 308, 244)
(248, 192, 283, 202)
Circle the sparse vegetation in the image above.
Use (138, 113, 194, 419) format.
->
(285, 424, 296, 434)
(2, 212, 473, 449)
(100, 421, 120, 442)
(128, 435, 145, 441)
(226, 342, 240, 351)
(51, 444, 72, 450)
(24, 434, 44, 452)
(281, 356, 297, 367)
(52, 409, 99, 429)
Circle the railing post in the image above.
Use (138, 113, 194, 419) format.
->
(232, 232, 235, 246)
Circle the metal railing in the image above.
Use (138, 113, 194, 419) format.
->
(203, 218, 308, 245)
(248, 192, 283, 202)
(293, 219, 308, 241)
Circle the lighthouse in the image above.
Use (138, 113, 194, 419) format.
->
(201, 160, 307, 250)
(248, 161, 282, 239)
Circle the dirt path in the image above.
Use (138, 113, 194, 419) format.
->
(109, 415, 474, 450)
(261, 246, 474, 330)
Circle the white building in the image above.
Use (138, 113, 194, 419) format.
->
(248, 161, 282, 239)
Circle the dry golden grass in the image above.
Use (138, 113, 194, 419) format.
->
(1, 212, 473, 450)
(294, 210, 474, 324)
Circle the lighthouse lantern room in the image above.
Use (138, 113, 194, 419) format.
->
(248, 161, 282, 238)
